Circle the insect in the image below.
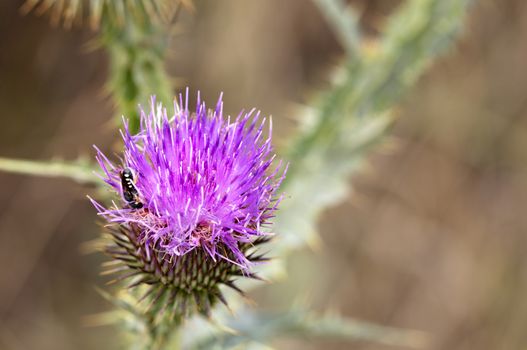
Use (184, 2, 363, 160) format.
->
(120, 168, 143, 209)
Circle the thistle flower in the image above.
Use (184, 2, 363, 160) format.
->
(90, 90, 286, 318)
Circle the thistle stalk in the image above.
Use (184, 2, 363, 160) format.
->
(99, 5, 175, 134)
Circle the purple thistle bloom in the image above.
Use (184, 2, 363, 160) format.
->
(91, 90, 286, 305)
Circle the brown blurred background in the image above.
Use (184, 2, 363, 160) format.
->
(1, 0, 527, 349)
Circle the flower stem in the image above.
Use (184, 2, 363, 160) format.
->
(99, 4, 176, 134)
(0, 157, 100, 185)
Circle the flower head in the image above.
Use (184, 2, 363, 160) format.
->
(91, 90, 286, 316)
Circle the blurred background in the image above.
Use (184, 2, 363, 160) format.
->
(1, 0, 527, 349)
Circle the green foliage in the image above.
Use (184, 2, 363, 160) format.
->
(100, 8, 174, 134)
(312, 0, 361, 56)
(92, 287, 181, 350)
(276, 0, 471, 251)
(186, 306, 428, 349)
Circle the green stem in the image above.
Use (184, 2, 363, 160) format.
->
(0, 157, 100, 185)
(191, 307, 429, 349)
(100, 4, 175, 134)
(144, 308, 182, 350)
(311, 0, 361, 56)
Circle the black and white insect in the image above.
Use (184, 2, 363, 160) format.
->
(120, 168, 143, 209)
